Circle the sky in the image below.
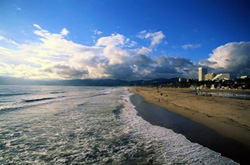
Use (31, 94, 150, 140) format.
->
(0, 0, 250, 80)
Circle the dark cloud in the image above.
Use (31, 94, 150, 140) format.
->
(103, 55, 198, 80)
(154, 65, 177, 74)
(129, 54, 154, 67)
(105, 64, 134, 80)
(171, 57, 192, 67)
(44, 64, 88, 79)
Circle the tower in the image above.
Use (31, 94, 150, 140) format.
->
(198, 67, 207, 81)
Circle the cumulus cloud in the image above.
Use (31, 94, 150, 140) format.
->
(182, 44, 201, 50)
(0, 24, 203, 80)
(104, 55, 198, 80)
(202, 42, 250, 76)
(137, 30, 165, 47)
(96, 33, 125, 46)
(0, 24, 103, 79)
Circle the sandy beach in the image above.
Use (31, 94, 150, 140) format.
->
(130, 87, 250, 150)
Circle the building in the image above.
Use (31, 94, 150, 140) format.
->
(212, 73, 230, 81)
(240, 75, 248, 79)
(198, 67, 207, 81)
(205, 73, 215, 81)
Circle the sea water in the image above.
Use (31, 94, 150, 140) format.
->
(0, 85, 237, 164)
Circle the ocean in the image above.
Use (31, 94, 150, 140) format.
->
(0, 85, 237, 164)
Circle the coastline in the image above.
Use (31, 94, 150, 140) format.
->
(130, 87, 250, 150)
(129, 93, 249, 164)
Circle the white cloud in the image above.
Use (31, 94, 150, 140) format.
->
(0, 25, 132, 79)
(61, 28, 69, 36)
(0, 24, 201, 80)
(182, 44, 201, 50)
(202, 42, 250, 76)
(16, 7, 22, 11)
(94, 29, 103, 35)
(137, 30, 165, 47)
(96, 34, 125, 46)
(137, 47, 152, 55)
(149, 31, 165, 47)
(33, 24, 42, 29)
(0, 25, 101, 79)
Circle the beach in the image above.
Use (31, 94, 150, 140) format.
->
(130, 87, 250, 151)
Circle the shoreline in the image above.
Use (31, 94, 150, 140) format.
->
(130, 87, 250, 150)
(129, 93, 250, 164)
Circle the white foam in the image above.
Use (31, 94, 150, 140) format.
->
(121, 89, 238, 164)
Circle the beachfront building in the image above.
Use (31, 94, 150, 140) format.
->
(205, 73, 215, 81)
(240, 75, 249, 79)
(198, 67, 207, 81)
(212, 73, 230, 81)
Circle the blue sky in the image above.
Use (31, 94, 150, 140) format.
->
(0, 0, 250, 80)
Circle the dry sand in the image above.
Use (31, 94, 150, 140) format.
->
(130, 87, 250, 149)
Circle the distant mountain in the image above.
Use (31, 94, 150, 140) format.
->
(128, 78, 179, 85)
(0, 76, 179, 86)
(44, 79, 128, 86)
(0, 76, 41, 85)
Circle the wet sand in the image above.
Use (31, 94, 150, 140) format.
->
(130, 87, 250, 162)
(130, 94, 250, 164)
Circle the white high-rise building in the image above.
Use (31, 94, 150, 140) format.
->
(212, 73, 230, 81)
(198, 67, 207, 81)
